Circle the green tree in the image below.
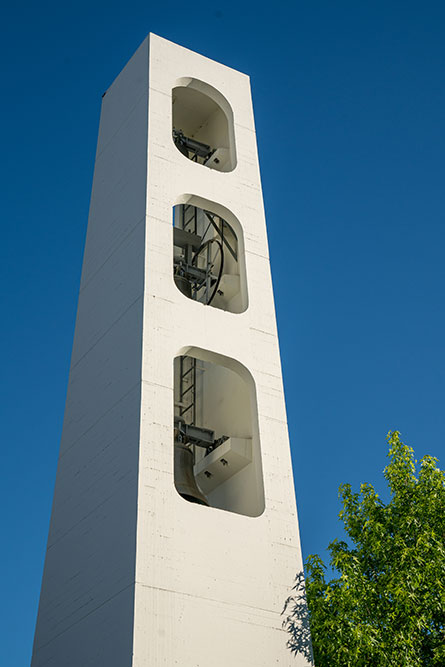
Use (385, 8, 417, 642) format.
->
(283, 431, 445, 666)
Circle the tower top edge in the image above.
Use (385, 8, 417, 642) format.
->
(147, 32, 250, 80)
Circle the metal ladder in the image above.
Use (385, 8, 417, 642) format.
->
(178, 355, 197, 426)
(182, 204, 198, 235)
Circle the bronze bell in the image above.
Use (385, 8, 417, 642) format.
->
(174, 273, 192, 299)
(174, 442, 208, 506)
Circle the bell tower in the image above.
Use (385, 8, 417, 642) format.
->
(31, 34, 310, 666)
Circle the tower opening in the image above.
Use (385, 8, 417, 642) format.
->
(173, 349, 265, 517)
(172, 79, 236, 172)
(173, 201, 247, 313)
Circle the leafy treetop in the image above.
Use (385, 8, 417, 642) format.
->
(284, 431, 445, 667)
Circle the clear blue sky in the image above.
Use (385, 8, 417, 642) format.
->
(1, 1, 444, 664)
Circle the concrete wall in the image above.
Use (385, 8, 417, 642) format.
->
(31, 38, 149, 667)
(134, 34, 310, 666)
(32, 33, 311, 667)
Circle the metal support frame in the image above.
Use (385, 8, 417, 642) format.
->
(174, 416, 228, 455)
(203, 210, 237, 262)
(173, 205, 237, 306)
(172, 128, 215, 165)
(175, 356, 228, 456)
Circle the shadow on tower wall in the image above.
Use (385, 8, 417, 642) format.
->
(282, 571, 315, 665)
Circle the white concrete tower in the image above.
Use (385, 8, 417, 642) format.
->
(31, 34, 310, 666)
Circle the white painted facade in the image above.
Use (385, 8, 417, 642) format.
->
(31, 34, 310, 666)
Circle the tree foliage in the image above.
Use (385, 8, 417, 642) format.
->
(285, 431, 445, 666)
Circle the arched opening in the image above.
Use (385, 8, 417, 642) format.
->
(173, 348, 265, 517)
(172, 78, 237, 172)
(172, 196, 248, 313)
